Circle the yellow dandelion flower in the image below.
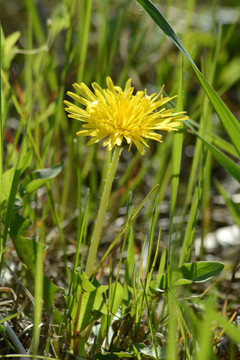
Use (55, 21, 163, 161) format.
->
(64, 76, 188, 155)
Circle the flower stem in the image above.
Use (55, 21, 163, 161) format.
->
(85, 146, 122, 277)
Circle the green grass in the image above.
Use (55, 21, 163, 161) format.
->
(1, 0, 240, 359)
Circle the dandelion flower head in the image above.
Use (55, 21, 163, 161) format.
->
(64, 77, 188, 155)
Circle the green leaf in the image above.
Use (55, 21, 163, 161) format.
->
(68, 274, 108, 333)
(173, 262, 224, 286)
(1, 151, 32, 205)
(19, 150, 33, 174)
(1, 167, 15, 205)
(156, 261, 224, 290)
(1, 30, 20, 70)
(31, 163, 63, 179)
(78, 272, 96, 292)
(109, 282, 123, 315)
(136, 0, 240, 157)
(20, 163, 63, 195)
(43, 276, 62, 310)
(9, 212, 37, 273)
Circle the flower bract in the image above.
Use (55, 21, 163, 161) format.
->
(64, 77, 188, 154)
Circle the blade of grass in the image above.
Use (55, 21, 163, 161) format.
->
(179, 177, 202, 267)
(170, 289, 192, 360)
(105, 1, 129, 76)
(123, 223, 135, 301)
(145, 228, 161, 293)
(115, 194, 133, 286)
(145, 191, 160, 279)
(182, 119, 238, 215)
(77, 0, 93, 83)
(201, 25, 222, 257)
(96, 0, 110, 84)
(23, 0, 45, 44)
(32, 235, 44, 359)
(158, 248, 167, 276)
(203, 132, 238, 159)
(136, 0, 240, 157)
(169, 55, 184, 267)
(186, 120, 240, 183)
(141, 280, 159, 359)
(167, 288, 177, 359)
(185, 118, 239, 157)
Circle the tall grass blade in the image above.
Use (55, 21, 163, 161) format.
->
(179, 179, 201, 266)
(77, 0, 93, 83)
(186, 121, 240, 183)
(23, 0, 45, 43)
(32, 239, 44, 358)
(141, 280, 159, 359)
(169, 55, 184, 266)
(136, 0, 240, 157)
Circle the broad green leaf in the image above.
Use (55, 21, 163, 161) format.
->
(9, 212, 37, 273)
(75, 287, 108, 332)
(25, 178, 50, 193)
(136, 0, 240, 157)
(78, 272, 96, 292)
(1, 167, 15, 205)
(69, 274, 108, 333)
(156, 261, 224, 290)
(109, 282, 123, 315)
(43, 276, 62, 311)
(31, 163, 63, 179)
(1, 152, 32, 204)
(19, 150, 33, 174)
(173, 262, 224, 286)
(1, 30, 20, 70)
(20, 163, 63, 195)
